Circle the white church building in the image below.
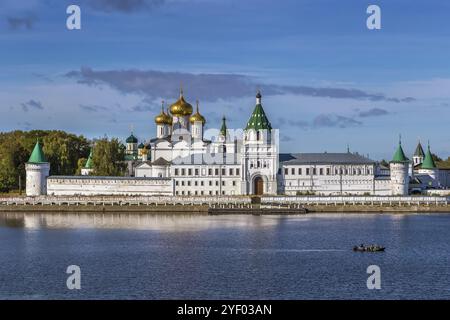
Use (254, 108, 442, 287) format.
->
(25, 90, 447, 197)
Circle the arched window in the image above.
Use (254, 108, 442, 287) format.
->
(256, 131, 260, 141)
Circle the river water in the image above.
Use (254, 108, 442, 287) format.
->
(0, 212, 449, 299)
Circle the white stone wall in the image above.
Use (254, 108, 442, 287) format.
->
(425, 189, 450, 196)
(262, 195, 449, 205)
(47, 177, 174, 196)
(373, 179, 391, 195)
(280, 163, 390, 195)
(25, 163, 50, 196)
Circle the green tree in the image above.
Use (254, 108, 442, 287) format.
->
(0, 130, 90, 192)
(92, 138, 126, 176)
(76, 158, 87, 175)
(41, 131, 90, 175)
(432, 153, 442, 162)
(0, 152, 17, 192)
(437, 156, 450, 169)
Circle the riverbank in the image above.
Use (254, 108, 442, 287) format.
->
(0, 204, 307, 215)
(0, 203, 449, 214)
(1, 195, 449, 214)
(303, 204, 450, 213)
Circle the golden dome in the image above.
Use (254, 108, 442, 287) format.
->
(155, 101, 172, 125)
(189, 101, 206, 124)
(169, 89, 193, 116)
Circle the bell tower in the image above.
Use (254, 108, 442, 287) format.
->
(241, 91, 278, 195)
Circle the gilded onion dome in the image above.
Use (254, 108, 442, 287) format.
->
(154, 101, 172, 125)
(189, 101, 206, 124)
(169, 89, 193, 116)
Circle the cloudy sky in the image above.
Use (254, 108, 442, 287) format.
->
(1, 0, 449, 160)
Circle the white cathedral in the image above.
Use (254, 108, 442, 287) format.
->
(25, 90, 449, 197)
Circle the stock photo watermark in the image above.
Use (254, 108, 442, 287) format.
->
(66, 5, 81, 30)
(366, 265, 381, 290)
(66, 265, 81, 290)
(367, 5, 382, 30)
(64, 4, 381, 31)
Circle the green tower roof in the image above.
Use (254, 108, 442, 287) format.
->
(220, 116, 227, 136)
(414, 141, 425, 157)
(28, 140, 47, 163)
(421, 145, 436, 169)
(391, 140, 408, 163)
(84, 149, 93, 169)
(245, 92, 272, 131)
(126, 133, 138, 143)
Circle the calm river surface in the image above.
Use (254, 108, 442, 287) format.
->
(0, 212, 449, 299)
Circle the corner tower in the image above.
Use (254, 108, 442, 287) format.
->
(25, 140, 50, 196)
(389, 137, 410, 195)
(419, 142, 439, 187)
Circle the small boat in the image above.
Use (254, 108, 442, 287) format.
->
(353, 244, 385, 252)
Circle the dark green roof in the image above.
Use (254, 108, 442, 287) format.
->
(245, 103, 272, 131)
(84, 149, 93, 169)
(220, 116, 227, 136)
(28, 141, 47, 163)
(414, 142, 425, 157)
(126, 133, 138, 143)
(421, 145, 436, 169)
(391, 142, 409, 163)
(138, 143, 145, 149)
(124, 154, 137, 161)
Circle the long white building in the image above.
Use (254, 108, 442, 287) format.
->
(25, 90, 447, 197)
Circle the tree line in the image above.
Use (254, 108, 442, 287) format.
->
(0, 130, 126, 192)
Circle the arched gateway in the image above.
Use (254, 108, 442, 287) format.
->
(253, 176, 264, 195)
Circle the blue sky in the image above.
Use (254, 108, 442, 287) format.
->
(1, 0, 449, 160)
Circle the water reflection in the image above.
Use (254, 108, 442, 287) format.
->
(0, 212, 417, 232)
(0, 212, 449, 299)
(0, 212, 287, 232)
